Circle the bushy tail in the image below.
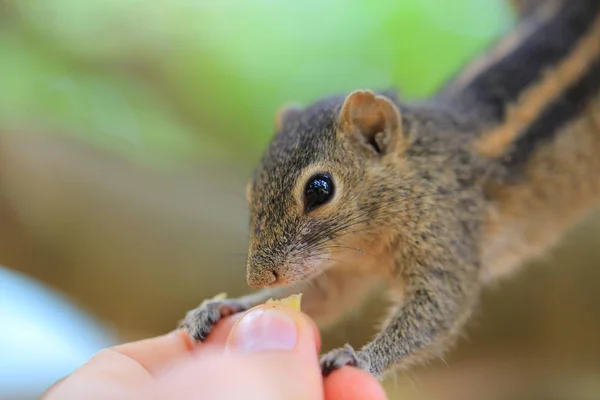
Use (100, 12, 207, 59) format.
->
(510, 0, 561, 17)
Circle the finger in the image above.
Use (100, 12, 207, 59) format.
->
(111, 312, 243, 376)
(110, 330, 193, 377)
(149, 349, 308, 400)
(190, 308, 324, 354)
(223, 304, 324, 398)
(42, 349, 154, 400)
(42, 314, 248, 399)
(226, 304, 322, 358)
(324, 367, 388, 400)
(151, 304, 325, 400)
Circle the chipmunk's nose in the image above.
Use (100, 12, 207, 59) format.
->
(246, 268, 278, 288)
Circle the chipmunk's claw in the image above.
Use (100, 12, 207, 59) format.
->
(320, 344, 370, 377)
(180, 299, 248, 342)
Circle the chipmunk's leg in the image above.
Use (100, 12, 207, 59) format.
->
(181, 269, 381, 343)
(321, 245, 481, 379)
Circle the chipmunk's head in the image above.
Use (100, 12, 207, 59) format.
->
(245, 89, 413, 288)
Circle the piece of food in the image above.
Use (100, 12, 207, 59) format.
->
(211, 292, 228, 301)
(265, 293, 303, 312)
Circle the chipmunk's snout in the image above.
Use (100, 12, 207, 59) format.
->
(246, 267, 278, 288)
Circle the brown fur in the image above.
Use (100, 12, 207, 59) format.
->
(482, 93, 600, 281)
(475, 13, 600, 157)
(443, 0, 560, 96)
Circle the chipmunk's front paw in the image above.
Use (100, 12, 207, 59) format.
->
(180, 298, 248, 342)
(320, 344, 370, 377)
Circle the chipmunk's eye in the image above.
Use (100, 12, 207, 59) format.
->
(304, 173, 334, 212)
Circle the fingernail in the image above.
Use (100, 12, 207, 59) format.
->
(227, 307, 298, 353)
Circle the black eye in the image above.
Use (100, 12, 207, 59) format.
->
(304, 173, 334, 212)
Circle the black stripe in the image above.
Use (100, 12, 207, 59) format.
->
(441, 0, 600, 124)
(502, 56, 600, 170)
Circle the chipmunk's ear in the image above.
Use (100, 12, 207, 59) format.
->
(338, 89, 406, 155)
(274, 104, 302, 132)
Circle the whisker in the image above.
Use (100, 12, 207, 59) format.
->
(281, 188, 447, 276)
(309, 256, 362, 270)
(318, 268, 332, 286)
(287, 260, 318, 289)
(308, 204, 432, 250)
(300, 272, 317, 289)
(320, 244, 368, 254)
(307, 244, 372, 259)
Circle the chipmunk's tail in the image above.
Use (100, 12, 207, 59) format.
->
(511, 0, 587, 18)
(510, 0, 551, 17)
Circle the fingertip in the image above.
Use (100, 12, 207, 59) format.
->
(324, 367, 388, 400)
(225, 304, 321, 358)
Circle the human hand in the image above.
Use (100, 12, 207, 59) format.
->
(42, 303, 387, 400)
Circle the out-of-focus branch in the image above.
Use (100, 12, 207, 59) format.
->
(0, 130, 252, 339)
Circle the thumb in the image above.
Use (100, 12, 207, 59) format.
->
(150, 303, 324, 400)
(223, 303, 324, 399)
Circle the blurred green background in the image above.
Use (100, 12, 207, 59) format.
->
(2, 0, 600, 399)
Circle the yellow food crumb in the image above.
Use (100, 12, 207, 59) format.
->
(211, 292, 227, 301)
(265, 293, 303, 311)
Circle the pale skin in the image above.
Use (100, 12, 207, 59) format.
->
(42, 304, 387, 400)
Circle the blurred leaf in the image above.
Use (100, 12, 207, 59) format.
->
(3, 0, 515, 164)
(0, 31, 227, 168)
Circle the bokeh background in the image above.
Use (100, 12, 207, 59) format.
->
(1, 0, 600, 399)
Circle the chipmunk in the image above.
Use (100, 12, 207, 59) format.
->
(181, 0, 600, 380)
